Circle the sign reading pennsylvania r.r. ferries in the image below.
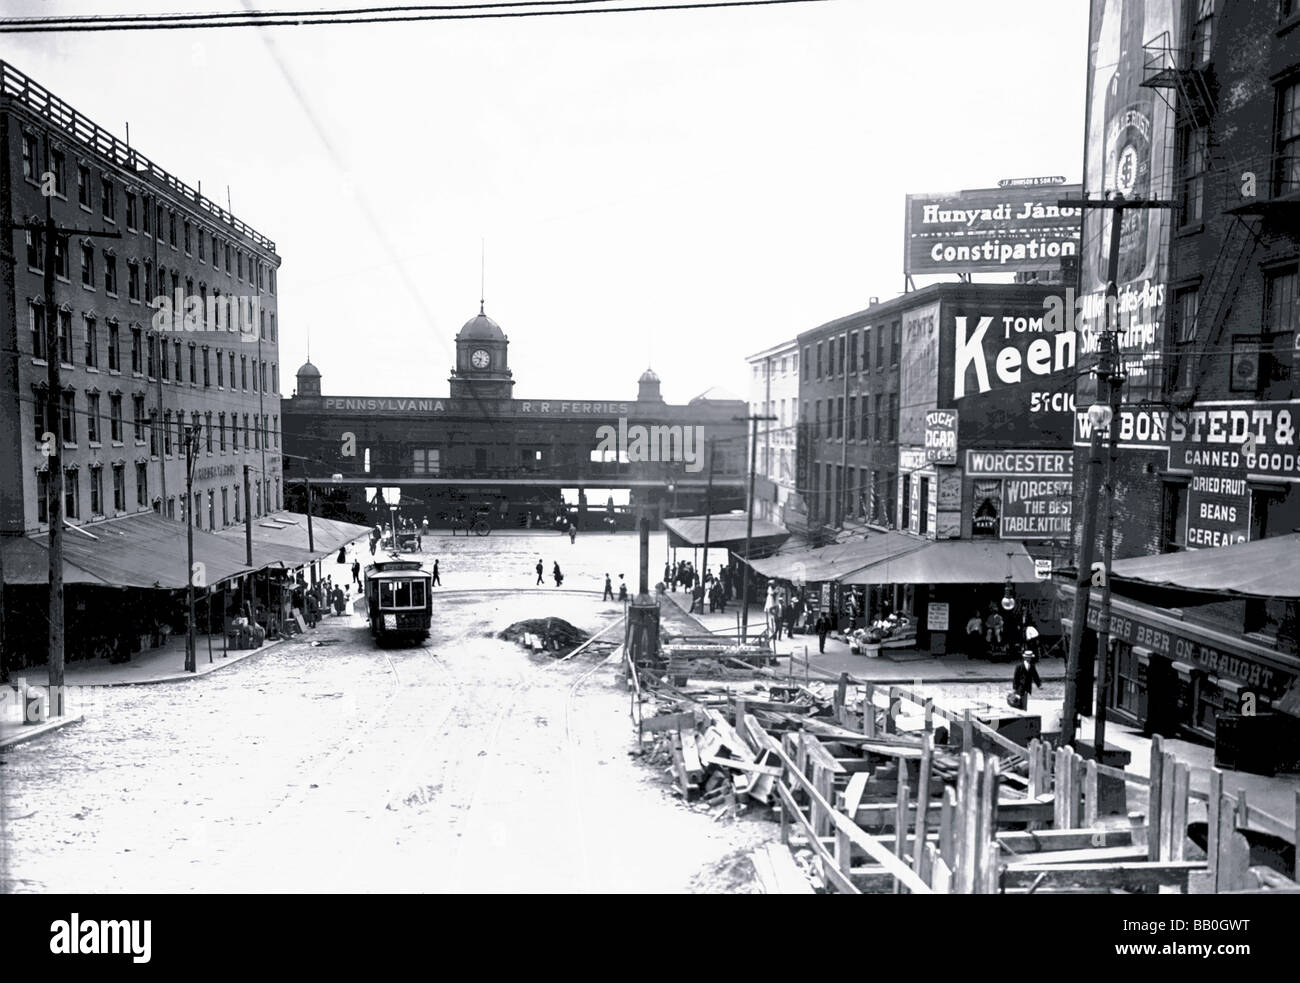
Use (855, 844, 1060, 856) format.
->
(1073, 399, 1300, 484)
(321, 397, 633, 416)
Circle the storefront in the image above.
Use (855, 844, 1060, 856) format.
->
(1061, 586, 1300, 742)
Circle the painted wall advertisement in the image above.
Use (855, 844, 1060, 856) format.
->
(950, 302, 1077, 445)
(1078, 0, 1180, 407)
(966, 449, 1073, 540)
(898, 302, 941, 445)
(904, 185, 1082, 275)
(936, 465, 962, 540)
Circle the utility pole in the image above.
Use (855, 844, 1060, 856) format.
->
(735, 412, 777, 640)
(1058, 194, 1173, 748)
(5, 200, 121, 716)
(243, 464, 253, 566)
(184, 424, 198, 673)
(700, 439, 715, 586)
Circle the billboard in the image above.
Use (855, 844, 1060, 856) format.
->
(950, 300, 1077, 445)
(904, 185, 1083, 275)
(898, 301, 941, 445)
(1078, 0, 1181, 406)
(966, 449, 1074, 541)
(923, 409, 958, 465)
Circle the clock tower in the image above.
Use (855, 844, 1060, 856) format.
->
(450, 303, 514, 399)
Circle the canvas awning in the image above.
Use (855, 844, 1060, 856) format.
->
(838, 539, 1040, 585)
(746, 531, 926, 582)
(664, 513, 788, 553)
(211, 510, 372, 563)
(1108, 533, 1300, 599)
(2, 512, 267, 589)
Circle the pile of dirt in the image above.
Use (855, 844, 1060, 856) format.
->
(498, 617, 591, 657)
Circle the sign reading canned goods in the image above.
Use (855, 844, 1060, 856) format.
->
(923, 409, 958, 465)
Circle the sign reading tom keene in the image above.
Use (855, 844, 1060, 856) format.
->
(904, 185, 1082, 275)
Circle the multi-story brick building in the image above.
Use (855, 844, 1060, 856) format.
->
(1066, 1, 1300, 745)
(0, 61, 283, 538)
(744, 340, 801, 530)
(797, 299, 901, 535)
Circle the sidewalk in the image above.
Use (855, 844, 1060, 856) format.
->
(660, 590, 1067, 686)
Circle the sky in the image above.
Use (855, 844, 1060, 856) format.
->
(3, 0, 1089, 405)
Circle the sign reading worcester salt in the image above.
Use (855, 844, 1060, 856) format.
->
(904, 185, 1082, 275)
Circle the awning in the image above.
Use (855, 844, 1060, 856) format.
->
(746, 531, 925, 582)
(838, 539, 1040, 585)
(212, 510, 372, 563)
(1108, 533, 1300, 599)
(2, 512, 267, 589)
(664, 513, 789, 553)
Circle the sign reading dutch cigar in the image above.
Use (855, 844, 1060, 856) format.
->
(923, 410, 958, 465)
(966, 449, 1073, 540)
(904, 185, 1082, 275)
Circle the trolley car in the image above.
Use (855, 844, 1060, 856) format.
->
(364, 557, 432, 643)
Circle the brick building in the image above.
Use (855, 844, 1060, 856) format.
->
(0, 61, 284, 538)
(1066, 0, 1300, 744)
(744, 339, 801, 529)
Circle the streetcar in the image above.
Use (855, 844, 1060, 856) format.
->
(364, 557, 433, 643)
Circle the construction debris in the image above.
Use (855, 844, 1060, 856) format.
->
(498, 618, 590, 656)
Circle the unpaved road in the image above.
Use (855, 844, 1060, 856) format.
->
(1, 591, 775, 893)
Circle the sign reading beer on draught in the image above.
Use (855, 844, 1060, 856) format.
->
(904, 186, 1083, 275)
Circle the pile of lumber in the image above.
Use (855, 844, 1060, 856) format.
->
(641, 705, 784, 813)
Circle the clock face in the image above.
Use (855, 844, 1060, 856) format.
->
(470, 349, 490, 369)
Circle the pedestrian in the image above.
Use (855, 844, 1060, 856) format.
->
(603, 573, 614, 601)
(815, 613, 830, 654)
(763, 585, 777, 636)
(1009, 651, 1041, 710)
(689, 580, 704, 614)
(663, 562, 671, 589)
(431, 559, 441, 587)
(618, 576, 628, 602)
(535, 558, 545, 586)
(553, 562, 564, 587)
(331, 585, 346, 616)
(305, 589, 319, 629)
(352, 559, 361, 587)
(337, 546, 347, 564)
(965, 611, 986, 660)
(569, 523, 577, 545)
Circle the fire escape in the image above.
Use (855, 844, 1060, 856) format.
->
(1141, 32, 1299, 411)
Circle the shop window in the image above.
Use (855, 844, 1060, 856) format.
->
(1114, 645, 1142, 717)
(1160, 480, 1188, 552)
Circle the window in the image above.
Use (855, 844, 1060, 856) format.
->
(228, 353, 235, 391)
(89, 466, 103, 515)
(890, 321, 901, 367)
(1179, 127, 1205, 226)
(836, 396, 844, 439)
(876, 325, 885, 368)
(77, 164, 92, 208)
(225, 243, 232, 274)
(1261, 268, 1298, 397)
(860, 396, 870, 442)
(169, 211, 176, 247)
(126, 191, 138, 230)
(57, 310, 72, 364)
(133, 395, 146, 441)
(33, 389, 48, 444)
(21, 131, 38, 180)
(26, 228, 42, 269)
(109, 394, 123, 442)
(36, 469, 50, 523)
(257, 262, 264, 290)
(112, 464, 126, 512)
(60, 390, 75, 444)
(81, 243, 94, 287)
(815, 341, 824, 379)
(848, 332, 858, 374)
(64, 468, 80, 519)
(216, 349, 224, 388)
(107, 322, 120, 372)
(237, 251, 244, 280)
(136, 462, 148, 506)
(158, 334, 168, 381)
(888, 393, 899, 439)
(218, 412, 226, 451)
(814, 400, 822, 438)
(232, 414, 240, 451)
(184, 221, 192, 254)
(202, 348, 211, 387)
(271, 363, 278, 393)
(156, 204, 164, 238)
(412, 449, 442, 475)
(1190, 0, 1213, 65)
(241, 355, 248, 390)
(86, 393, 100, 443)
(205, 412, 213, 452)
(1281, 79, 1300, 195)
(131, 327, 142, 374)
(189, 344, 197, 384)
(101, 177, 115, 221)
(252, 358, 259, 393)
(84, 316, 98, 368)
(29, 302, 46, 359)
(128, 261, 140, 301)
(163, 411, 173, 456)
(269, 312, 276, 341)
(918, 477, 930, 536)
(104, 253, 118, 295)
(198, 228, 206, 261)
(48, 147, 66, 196)
(1160, 481, 1188, 552)
(269, 268, 276, 294)
(272, 415, 279, 447)
(208, 489, 215, 529)
(901, 473, 912, 530)
(53, 237, 68, 279)
(260, 361, 267, 392)
(144, 260, 152, 298)
(234, 483, 241, 522)
(174, 340, 182, 380)
(221, 488, 229, 526)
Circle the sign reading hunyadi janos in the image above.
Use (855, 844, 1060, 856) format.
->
(904, 185, 1082, 275)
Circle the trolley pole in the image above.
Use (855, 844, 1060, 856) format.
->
(244, 464, 253, 566)
(735, 413, 776, 640)
(184, 425, 197, 673)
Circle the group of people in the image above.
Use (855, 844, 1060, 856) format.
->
(535, 558, 564, 587)
(602, 573, 630, 602)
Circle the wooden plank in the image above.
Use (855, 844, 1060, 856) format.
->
(843, 771, 870, 817)
(885, 686, 899, 735)
(978, 754, 999, 894)
(931, 855, 952, 894)
(754, 842, 814, 894)
(640, 711, 694, 733)
(816, 764, 835, 841)
(1004, 845, 1149, 866)
(1083, 759, 1099, 827)
(1171, 762, 1190, 862)
(701, 755, 782, 777)
(953, 750, 969, 888)
(801, 733, 847, 775)
(679, 726, 704, 778)
(1147, 735, 1164, 861)
(913, 733, 934, 876)
(1052, 748, 1065, 829)
(971, 718, 1029, 757)
(1159, 752, 1177, 862)
(961, 751, 982, 894)
(776, 782, 858, 895)
(998, 827, 1138, 853)
(1207, 769, 1222, 894)
(1220, 831, 1252, 893)
(894, 758, 910, 893)
(707, 708, 756, 758)
(939, 787, 957, 868)
(1002, 861, 1203, 891)
(962, 708, 973, 750)
(742, 713, 784, 758)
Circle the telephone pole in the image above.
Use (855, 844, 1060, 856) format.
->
(4, 202, 120, 715)
(700, 438, 715, 587)
(184, 424, 199, 673)
(735, 412, 777, 640)
(1057, 193, 1173, 748)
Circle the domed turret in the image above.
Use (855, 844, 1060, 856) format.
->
(296, 360, 322, 397)
(450, 303, 513, 399)
(456, 307, 507, 343)
(637, 367, 664, 403)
